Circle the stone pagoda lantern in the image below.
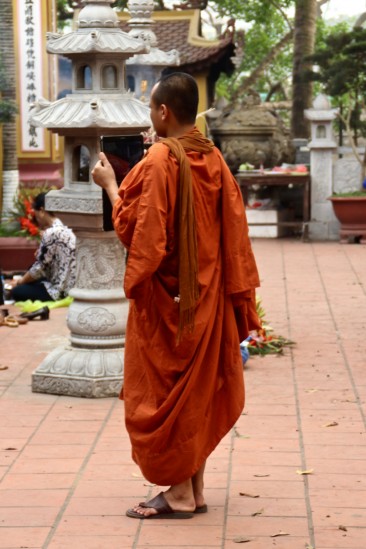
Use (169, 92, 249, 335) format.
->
(29, 0, 151, 398)
(125, 0, 180, 101)
(305, 94, 339, 240)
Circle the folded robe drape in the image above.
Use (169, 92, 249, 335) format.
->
(112, 129, 261, 486)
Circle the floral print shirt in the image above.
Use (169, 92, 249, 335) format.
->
(29, 218, 76, 300)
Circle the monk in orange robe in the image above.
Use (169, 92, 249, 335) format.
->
(92, 72, 261, 519)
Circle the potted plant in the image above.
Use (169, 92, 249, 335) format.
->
(0, 186, 42, 272)
(307, 27, 366, 242)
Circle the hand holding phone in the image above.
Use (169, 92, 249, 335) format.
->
(98, 135, 144, 231)
(92, 152, 117, 190)
(100, 135, 144, 183)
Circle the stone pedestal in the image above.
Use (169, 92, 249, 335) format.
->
(308, 149, 340, 240)
(32, 232, 128, 398)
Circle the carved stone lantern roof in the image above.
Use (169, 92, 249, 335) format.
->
(125, 0, 179, 67)
(46, 29, 149, 57)
(29, 0, 151, 133)
(30, 95, 150, 133)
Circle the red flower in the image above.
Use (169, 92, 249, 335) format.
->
(20, 216, 39, 237)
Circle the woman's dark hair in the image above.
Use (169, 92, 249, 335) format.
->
(152, 72, 199, 125)
(33, 192, 47, 211)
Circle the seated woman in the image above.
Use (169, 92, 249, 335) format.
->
(11, 192, 76, 303)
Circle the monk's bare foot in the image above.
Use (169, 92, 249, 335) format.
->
(192, 462, 206, 509)
(194, 492, 206, 509)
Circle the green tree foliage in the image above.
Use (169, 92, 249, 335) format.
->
(306, 27, 366, 138)
(210, 0, 294, 23)
(212, 0, 295, 102)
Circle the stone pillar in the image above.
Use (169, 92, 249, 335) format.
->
(305, 94, 339, 240)
(31, 187, 128, 398)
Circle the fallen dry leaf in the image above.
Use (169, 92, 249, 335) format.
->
(296, 468, 314, 475)
(251, 508, 264, 517)
(339, 525, 348, 532)
(323, 421, 339, 427)
(271, 531, 289, 538)
(233, 537, 252, 543)
(233, 427, 251, 439)
(239, 492, 260, 498)
(0, 366, 9, 371)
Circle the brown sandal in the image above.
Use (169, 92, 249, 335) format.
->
(4, 316, 19, 327)
(126, 492, 194, 519)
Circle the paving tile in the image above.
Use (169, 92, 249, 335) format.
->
(223, 538, 311, 549)
(9, 457, 85, 475)
(0, 527, 50, 548)
(0, 439, 28, 451)
(307, 474, 366, 491)
(137, 522, 224, 546)
(231, 464, 304, 482)
(306, 458, 366, 475)
(21, 444, 91, 459)
(37, 420, 104, 433)
(231, 450, 302, 467)
(54, 514, 137, 536)
(0, 489, 68, 507)
(87, 449, 134, 465)
(305, 444, 366, 460)
(0, 506, 59, 526)
(309, 490, 366, 508)
(236, 437, 301, 452)
(72, 479, 150, 498)
(315, 527, 366, 548)
(230, 480, 305, 499)
(0, 451, 19, 466)
(228, 496, 307, 517)
(63, 496, 130, 516)
(0, 472, 75, 490)
(82, 463, 142, 481)
(48, 535, 136, 549)
(225, 514, 310, 537)
(303, 432, 366, 446)
(311, 506, 366, 529)
(30, 431, 98, 445)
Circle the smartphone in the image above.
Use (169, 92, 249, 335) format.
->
(100, 134, 144, 231)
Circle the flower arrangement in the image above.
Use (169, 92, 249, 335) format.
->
(241, 296, 295, 359)
(0, 186, 51, 240)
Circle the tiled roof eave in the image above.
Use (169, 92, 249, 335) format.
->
(29, 95, 151, 129)
(46, 29, 149, 55)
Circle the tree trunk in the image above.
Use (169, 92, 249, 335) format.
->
(291, 0, 317, 139)
(0, 0, 19, 221)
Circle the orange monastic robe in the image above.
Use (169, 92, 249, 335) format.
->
(112, 133, 260, 486)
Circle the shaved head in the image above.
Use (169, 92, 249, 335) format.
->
(151, 73, 199, 125)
